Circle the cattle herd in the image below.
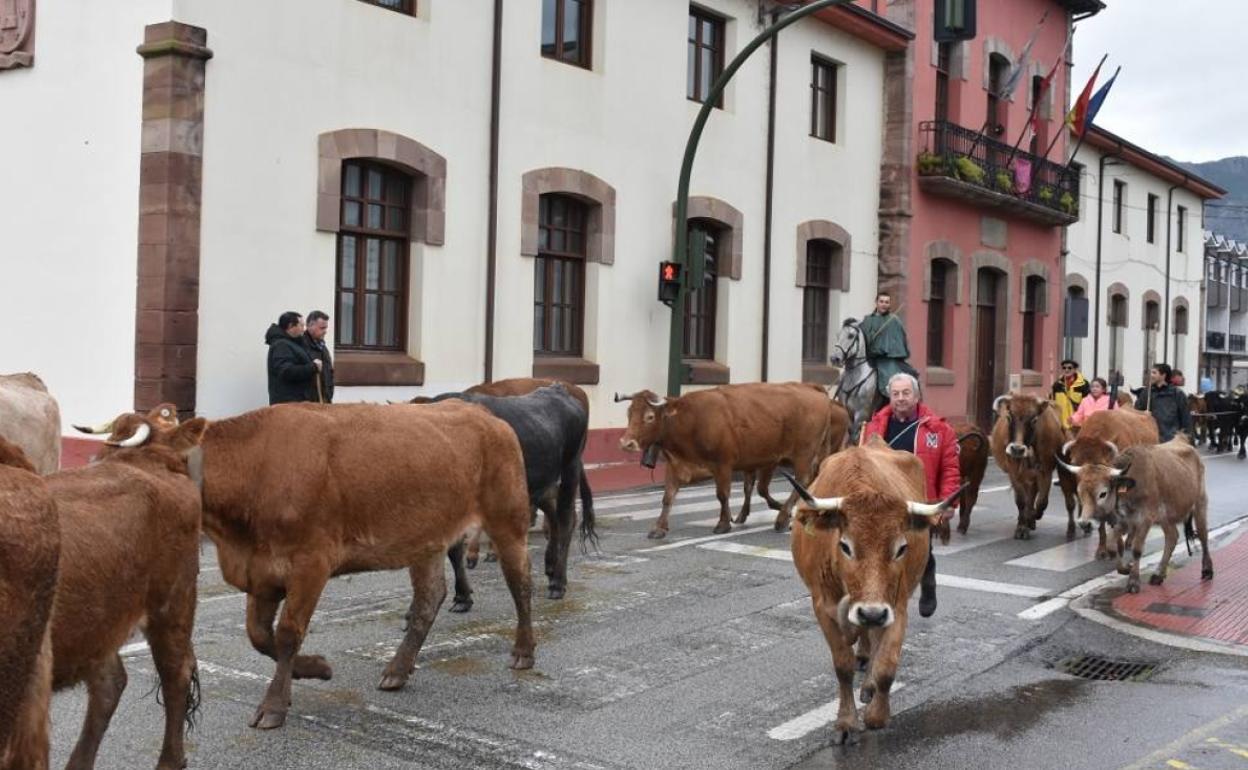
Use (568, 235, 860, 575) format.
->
(0, 371, 1219, 767)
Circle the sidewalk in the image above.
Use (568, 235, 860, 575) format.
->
(1110, 527, 1248, 648)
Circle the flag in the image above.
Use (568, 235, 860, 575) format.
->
(1066, 55, 1106, 136)
(1013, 158, 1033, 194)
(998, 10, 1048, 99)
(1083, 66, 1121, 130)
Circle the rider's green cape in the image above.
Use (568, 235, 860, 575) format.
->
(858, 311, 912, 397)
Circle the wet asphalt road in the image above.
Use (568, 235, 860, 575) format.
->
(48, 449, 1248, 770)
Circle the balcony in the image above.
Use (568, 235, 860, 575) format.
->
(917, 120, 1081, 227)
(1207, 331, 1227, 352)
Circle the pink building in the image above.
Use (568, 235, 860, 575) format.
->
(868, 0, 1104, 428)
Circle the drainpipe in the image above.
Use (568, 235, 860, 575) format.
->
(1092, 149, 1123, 379)
(483, 0, 503, 381)
(761, 10, 779, 382)
(1162, 180, 1182, 362)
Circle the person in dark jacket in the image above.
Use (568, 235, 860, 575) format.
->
(301, 309, 334, 403)
(1135, 363, 1193, 442)
(265, 311, 321, 405)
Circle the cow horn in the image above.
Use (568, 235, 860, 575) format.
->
(107, 423, 151, 448)
(906, 483, 967, 516)
(779, 470, 843, 512)
(73, 419, 115, 435)
(646, 395, 668, 408)
(1055, 455, 1082, 475)
(1102, 440, 1120, 457)
(613, 392, 637, 403)
(993, 395, 1011, 413)
(1061, 439, 1076, 458)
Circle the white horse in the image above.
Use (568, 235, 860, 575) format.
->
(830, 318, 880, 443)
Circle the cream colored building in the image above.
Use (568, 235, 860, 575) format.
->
(1062, 126, 1223, 391)
(0, 0, 910, 437)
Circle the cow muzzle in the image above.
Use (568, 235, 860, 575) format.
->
(619, 436, 641, 453)
(1006, 443, 1029, 459)
(848, 602, 894, 628)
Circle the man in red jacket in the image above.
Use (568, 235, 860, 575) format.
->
(861, 372, 961, 618)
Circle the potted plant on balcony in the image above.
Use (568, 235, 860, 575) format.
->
(952, 155, 985, 185)
(1058, 191, 1076, 215)
(994, 170, 1014, 194)
(917, 151, 947, 176)
(1038, 185, 1055, 205)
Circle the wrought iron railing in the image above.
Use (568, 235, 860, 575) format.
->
(918, 120, 1081, 218)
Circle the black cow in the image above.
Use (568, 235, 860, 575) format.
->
(1201, 391, 1240, 454)
(417, 384, 597, 610)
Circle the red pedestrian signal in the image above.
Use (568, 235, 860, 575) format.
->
(658, 261, 682, 306)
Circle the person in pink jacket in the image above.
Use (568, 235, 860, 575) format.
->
(1070, 377, 1111, 427)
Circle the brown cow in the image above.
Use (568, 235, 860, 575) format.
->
(0, 438, 59, 770)
(617, 383, 840, 538)
(0, 372, 61, 475)
(785, 438, 959, 736)
(111, 401, 535, 730)
(948, 423, 989, 537)
(990, 394, 1077, 540)
(1081, 436, 1212, 593)
(55, 410, 206, 770)
(1055, 406, 1159, 558)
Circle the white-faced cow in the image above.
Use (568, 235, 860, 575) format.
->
(990, 394, 1076, 540)
(0, 437, 59, 770)
(617, 382, 846, 538)
(783, 437, 960, 738)
(0, 372, 61, 475)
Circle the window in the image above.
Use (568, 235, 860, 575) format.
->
(534, 194, 588, 356)
(1108, 293, 1127, 381)
(688, 7, 725, 107)
(1112, 180, 1125, 234)
(1147, 193, 1158, 243)
(541, 0, 592, 68)
(1028, 75, 1046, 155)
(683, 219, 720, 359)
(1177, 205, 1187, 252)
(927, 259, 953, 367)
(1143, 300, 1160, 383)
(1022, 276, 1045, 370)
(337, 161, 409, 351)
(1174, 305, 1188, 373)
(358, 0, 414, 14)
(802, 241, 834, 362)
(810, 56, 837, 142)
(1063, 285, 1087, 363)
(986, 53, 1009, 137)
(935, 42, 953, 123)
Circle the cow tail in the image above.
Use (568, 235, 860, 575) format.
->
(578, 466, 599, 554)
(1184, 513, 1195, 557)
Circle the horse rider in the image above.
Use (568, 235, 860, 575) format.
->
(858, 291, 918, 402)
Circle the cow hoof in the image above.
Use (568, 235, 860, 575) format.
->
(547, 586, 565, 600)
(774, 513, 792, 532)
(484, 552, 498, 563)
(1149, 574, 1165, 586)
(646, 528, 667, 540)
(859, 683, 875, 704)
(465, 556, 478, 569)
(449, 599, 473, 613)
(250, 704, 288, 730)
(712, 521, 732, 535)
(1034, 510, 1044, 521)
(732, 513, 748, 525)
(835, 718, 864, 740)
(293, 655, 333, 681)
(509, 652, 535, 670)
(956, 523, 969, 535)
(377, 673, 410, 691)
(1065, 526, 1076, 541)
(1014, 528, 1031, 541)
(1202, 567, 1215, 581)
(1126, 580, 1140, 594)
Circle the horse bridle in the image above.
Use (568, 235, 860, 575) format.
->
(832, 322, 874, 403)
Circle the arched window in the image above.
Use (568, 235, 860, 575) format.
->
(1173, 303, 1189, 373)
(1143, 299, 1160, 383)
(1108, 292, 1128, 383)
(802, 239, 841, 363)
(337, 160, 411, 351)
(534, 193, 589, 356)
(1022, 275, 1045, 370)
(986, 53, 1010, 137)
(1063, 284, 1087, 363)
(684, 218, 721, 360)
(927, 258, 956, 367)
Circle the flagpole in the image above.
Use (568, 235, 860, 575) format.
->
(1067, 65, 1120, 167)
(1043, 52, 1107, 163)
(1006, 28, 1071, 167)
(972, 10, 1048, 160)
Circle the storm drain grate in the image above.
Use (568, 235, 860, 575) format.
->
(1054, 655, 1157, 682)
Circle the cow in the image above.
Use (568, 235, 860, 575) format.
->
(1187, 393, 1209, 446)
(782, 437, 960, 737)
(52, 409, 206, 770)
(990, 394, 1076, 540)
(0, 438, 59, 770)
(1055, 406, 1159, 559)
(91, 401, 535, 730)
(1077, 436, 1213, 594)
(948, 423, 989, 537)
(414, 384, 597, 612)
(0, 372, 61, 475)
(616, 382, 841, 539)
(1201, 390, 1239, 454)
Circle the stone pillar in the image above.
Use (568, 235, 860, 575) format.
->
(134, 22, 211, 417)
(876, 43, 913, 306)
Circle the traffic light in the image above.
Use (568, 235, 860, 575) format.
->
(658, 261, 682, 306)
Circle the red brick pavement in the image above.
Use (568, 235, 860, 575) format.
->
(1112, 529, 1248, 647)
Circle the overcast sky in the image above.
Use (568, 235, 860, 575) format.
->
(1070, 1, 1247, 163)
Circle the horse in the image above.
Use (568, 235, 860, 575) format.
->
(830, 318, 881, 443)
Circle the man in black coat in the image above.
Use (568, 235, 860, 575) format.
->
(1135, 362, 1193, 442)
(302, 309, 335, 403)
(265, 311, 321, 405)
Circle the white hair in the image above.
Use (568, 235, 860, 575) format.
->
(887, 372, 921, 396)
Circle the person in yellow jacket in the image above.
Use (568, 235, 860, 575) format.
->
(1052, 359, 1091, 428)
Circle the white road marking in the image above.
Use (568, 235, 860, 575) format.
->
(595, 485, 717, 511)
(1006, 529, 1164, 572)
(932, 517, 1019, 555)
(768, 683, 906, 741)
(599, 495, 747, 522)
(690, 509, 779, 528)
(697, 542, 1050, 598)
(637, 524, 776, 552)
(120, 641, 149, 657)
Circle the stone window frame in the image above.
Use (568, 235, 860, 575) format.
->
(1018, 260, 1050, 315)
(318, 128, 445, 387)
(1141, 289, 1162, 331)
(967, 250, 1013, 397)
(981, 37, 1016, 95)
(930, 39, 968, 81)
(1106, 282, 1130, 327)
(921, 241, 962, 385)
(795, 220, 849, 386)
(521, 167, 616, 384)
(669, 196, 743, 384)
(1172, 296, 1190, 335)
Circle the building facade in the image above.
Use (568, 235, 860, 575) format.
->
(1201, 232, 1248, 391)
(1, 0, 910, 445)
(1062, 126, 1223, 393)
(873, 0, 1102, 429)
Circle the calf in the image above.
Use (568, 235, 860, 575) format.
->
(1084, 437, 1213, 593)
(784, 438, 959, 737)
(1187, 394, 1208, 446)
(0, 438, 59, 770)
(990, 394, 1076, 540)
(948, 423, 989, 537)
(60, 411, 206, 769)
